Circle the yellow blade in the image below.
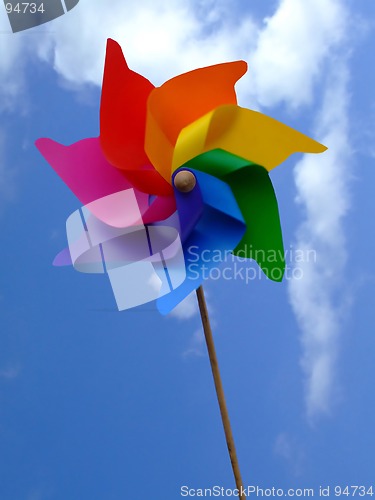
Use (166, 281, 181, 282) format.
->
(172, 104, 327, 172)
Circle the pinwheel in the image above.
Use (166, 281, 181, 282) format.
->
(36, 39, 326, 498)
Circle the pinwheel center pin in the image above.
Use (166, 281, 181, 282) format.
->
(173, 169, 197, 192)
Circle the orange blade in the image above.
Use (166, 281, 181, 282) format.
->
(145, 60, 247, 180)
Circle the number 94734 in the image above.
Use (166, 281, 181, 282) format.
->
(5, 3, 45, 14)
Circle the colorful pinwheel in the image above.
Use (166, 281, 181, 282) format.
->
(36, 39, 327, 498)
(36, 38, 326, 315)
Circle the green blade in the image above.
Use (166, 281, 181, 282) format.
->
(183, 149, 285, 281)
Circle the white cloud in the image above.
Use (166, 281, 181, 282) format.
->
(27, 486, 52, 500)
(0, 363, 21, 380)
(169, 288, 216, 359)
(0, 11, 26, 110)
(288, 57, 351, 420)
(169, 291, 199, 320)
(250, 0, 347, 108)
(245, 0, 352, 420)
(169, 287, 214, 320)
(31, 0, 257, 87)
(0, 0, 258, 108)
(0, 129, 17, 212)
(183, 328, 206, 358)
(274, 432, 305, 476)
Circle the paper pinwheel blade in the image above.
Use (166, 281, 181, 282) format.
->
(64, 189, 186, 310)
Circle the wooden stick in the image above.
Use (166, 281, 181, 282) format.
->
(196, 285, 246, 499)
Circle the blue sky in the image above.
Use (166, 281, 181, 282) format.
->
(1, 0, 375, 498)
